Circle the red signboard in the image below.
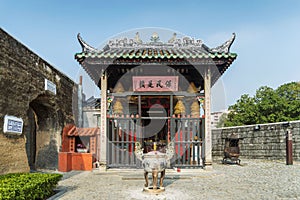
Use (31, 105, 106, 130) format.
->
(133, 76, 178, 92)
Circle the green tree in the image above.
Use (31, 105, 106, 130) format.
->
(224, 94, 257, 127)
(254, 86, 280, 123)
(276, 82, 300, 121)
(224, 82, 300, 127)
(216, 112, 228, 128)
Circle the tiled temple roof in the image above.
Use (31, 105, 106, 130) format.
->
(74, 32, 237, 89)
(75, 32, 237, 64)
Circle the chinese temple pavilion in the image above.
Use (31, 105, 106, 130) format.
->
(74, 31, 237, 169)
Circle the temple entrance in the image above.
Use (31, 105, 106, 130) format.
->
(107, 94, 204, 168)
(107, 95, 171, 168)
(141, 96, 170, 153)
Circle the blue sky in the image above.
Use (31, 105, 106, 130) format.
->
(1, 0, 300, 111)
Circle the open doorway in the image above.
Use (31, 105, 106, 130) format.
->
(140, 96, 170, 153)
(25, 94, 59, 170)
(25, 107, 37, 170)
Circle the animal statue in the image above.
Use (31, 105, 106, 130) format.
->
(135, 142, 174, 190)
(168, 33, 177, 43)
(135, 32, 143, 44)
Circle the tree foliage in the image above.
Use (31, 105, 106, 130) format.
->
(224, 82, 300, 127)
(216, 112, 228, 128)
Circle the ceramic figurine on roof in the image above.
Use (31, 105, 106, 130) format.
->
(150, 32, 160, 43)
(168, 33, 177, 43)
(135, 32, 143, 44)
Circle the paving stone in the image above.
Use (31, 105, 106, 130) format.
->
(55, 159, 300, 200)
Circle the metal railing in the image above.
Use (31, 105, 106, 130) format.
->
(106, 115, 205, 168)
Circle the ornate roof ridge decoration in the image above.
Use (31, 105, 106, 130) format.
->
(77, 33, 100, 53)
(77, 32, 236, 54)
(210, 33, 236, 53)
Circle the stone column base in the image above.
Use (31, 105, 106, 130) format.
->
(204, 165, 213, 171)
(98, 164, 107, 171)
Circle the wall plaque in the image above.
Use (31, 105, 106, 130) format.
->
(3, 115, 23, 135)
(133, 76, 178, 92)
(45, 79, 56, 95)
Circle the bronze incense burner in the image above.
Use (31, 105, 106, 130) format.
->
(135, 142, 174, 193)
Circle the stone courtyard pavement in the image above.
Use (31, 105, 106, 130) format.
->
(54, 159, 300, 200)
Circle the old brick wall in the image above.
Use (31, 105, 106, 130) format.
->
(212, 121, 300, 161)
(0, 28, 76, 174)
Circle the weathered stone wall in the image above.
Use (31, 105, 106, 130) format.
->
(0, 28, 76, 174)
(212, 121, 300, 161)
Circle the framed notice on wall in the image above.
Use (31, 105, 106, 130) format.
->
(133, 76, 178, 92)
(3, 115, 23, 135)
(45, 79, 56, 95)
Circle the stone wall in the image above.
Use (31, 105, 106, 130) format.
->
(212, 121, 300, 161)
(0, 28, 76, 174)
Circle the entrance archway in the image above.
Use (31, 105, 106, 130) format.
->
(25, 94, 59, 169)
(25, 107, 37, 170)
